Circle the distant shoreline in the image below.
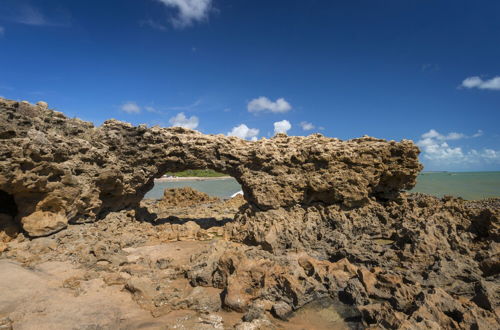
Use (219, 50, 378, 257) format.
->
(155, 176, 233, 182)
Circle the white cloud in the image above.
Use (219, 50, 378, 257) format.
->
(417, 129, 500, 168)
(140, 19, 167, 31)
(461, 76, 500, 90)
(0, 26, 4, 36)
(421, 129, 465, 141)
(11, 5, 71, 27)
(248, 97, 292, 114)
(300, 121, 315, 131)
(16, 6, 47, 26)
(227, 124, 259, 140)
(144, 106, 163, 114)
(274, 120, 291, 135)
(156, 0, 213, 28)
(420, 129, 483, 142)
(169, 112, 199, 129)
(121, 102, 141, 114)
(472, 130, 484, 138)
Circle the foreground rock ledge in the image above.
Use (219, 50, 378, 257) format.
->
(0, 98, 421, 236)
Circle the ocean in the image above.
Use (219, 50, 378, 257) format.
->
(409, 171, 500, 200)
(144, 172, 500, 201)
(144, 178, 242, 199)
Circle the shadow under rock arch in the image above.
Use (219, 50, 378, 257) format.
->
(135, 166, 245, 231)
(0, 190, 18, 217)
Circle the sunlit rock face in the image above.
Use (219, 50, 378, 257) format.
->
(0, 97, 421, 236)
(2, 98, 500, 329)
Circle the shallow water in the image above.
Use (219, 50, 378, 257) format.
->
(410, 171, 500, 200)
(144, 172, 500, 200)
(285, 298, 362, 330)
(144, 177, 242, 199)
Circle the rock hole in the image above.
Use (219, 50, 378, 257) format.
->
(138, 169, 245, 233)
(444, 309, 464, 323)
(0, 190, 20, 239)
(143, 169, 242, 201)
(0, 190, 18, 217)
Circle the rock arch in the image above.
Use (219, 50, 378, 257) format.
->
(0, 98, 422, 238)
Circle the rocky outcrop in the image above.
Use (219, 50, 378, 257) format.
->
(2, 188, 499, 329)
(0, 97, 420, 236)
(159, 187, 220, 208)
(221, 196, 500, 328)
(1, 98, 499, 329)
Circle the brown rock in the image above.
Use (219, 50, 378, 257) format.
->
(271, 301, 292, 320)
(0, 213, 19, 243)
(159, 187, 220, 208)
(0, 97, 421, 236)
(1, 97, 499, 329)
(21, 211, 68, 237)
(357, 268, 377, 295)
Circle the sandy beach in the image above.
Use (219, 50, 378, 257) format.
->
(154, 176, 232, 182)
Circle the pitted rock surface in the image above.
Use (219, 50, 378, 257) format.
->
(159, 187, 220, 208)
(0, 97, 421, 236)
(2, 98, 498, 329)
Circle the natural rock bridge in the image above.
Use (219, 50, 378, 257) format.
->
(0, 98, 421, 238)
(1, 98, 499, 329)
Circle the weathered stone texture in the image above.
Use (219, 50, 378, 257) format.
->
(4, 98, 498, 329)
(0, 97, 421, 235)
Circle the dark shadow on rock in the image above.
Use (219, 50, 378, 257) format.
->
(134, 204, 233, 230)
(134, 205, 158, 223)
(153, 216, 232, 230)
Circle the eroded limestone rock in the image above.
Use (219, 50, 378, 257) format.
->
(2, 98, 499, 329)
(1, 190, 499, 329)
(159, 186, 220, 208)
(0, 97, 421, 236)
(21, 211, 68, 237)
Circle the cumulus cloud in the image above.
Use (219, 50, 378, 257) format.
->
(227, 124, 259, 140)
(421, 129, 464, 141)
(121, 102, 141, 114)
(461, 76, 500, 90)
(273, 120, 291, 135)
(420, 129, 483, 142)
(155, 0, 213, 28)
(300, 121, 315, 131)
(169, 112, 199, 129)
(248, 97, 292, 114)
(417, 129, 499, 168)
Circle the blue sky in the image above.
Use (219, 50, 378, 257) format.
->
(0, 0, 499, 171)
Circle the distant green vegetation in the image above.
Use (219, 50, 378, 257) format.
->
(164, 169, 227, 177)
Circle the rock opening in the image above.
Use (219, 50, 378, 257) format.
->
(0, 97, 422, 237)
(1, 98, 499, 329)
(0, 190, 18, 218)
